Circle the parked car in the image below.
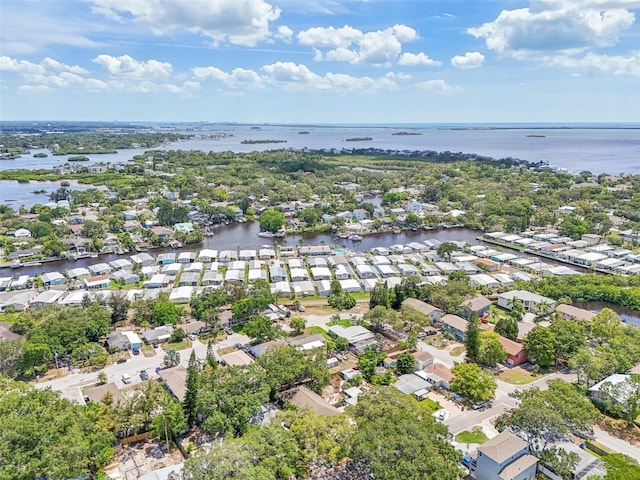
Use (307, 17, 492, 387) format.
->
(152, 342, 158, 348)
(297, 305, 305, 312)
(132, 348, 140, 355)
(121, 373, 132, 384)
(116, 357, 127, 364)
(187, 334, 197, 341)
(140, 370, 149, 381)
(417, 332, 427, 339)
(155, 366, 163, 374)
(224, 327, 234, 335)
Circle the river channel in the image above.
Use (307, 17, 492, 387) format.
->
(1, 223, 480, 277)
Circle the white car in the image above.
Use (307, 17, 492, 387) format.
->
(121, 373, 132, 384)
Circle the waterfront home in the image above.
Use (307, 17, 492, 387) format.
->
(440, 314, 468, 342)
(83, 275, 111, 290)
(41, 271, 66, 286)
(472, 430, 537, 480)
(157, 252, 176, 265)
(131, 252, 154, 267)
(0, 277, 11, 292)
(150, 226, 174, 240)
(498, 290, 555, 313)
(67, 267, 91, 280)
(177, 251, 196, 264)
(299, 245, 331, 256)
(9, 275, 30, 290)
(198, 249, 218, 262)
(173, 222, 194, 234)
(109, 258, 133, 271)
(259, 248, 275, 260)
(239, 249, 256, 261)
(555, 304, 596, 322)
(401, 298, 444, 323)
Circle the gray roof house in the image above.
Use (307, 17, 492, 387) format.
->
(143, 325, 174, 344)
(440, 314, 468, 342)
(41, 271, 66, 286)
(112, 270, 140, 285)
(472, 430, 537, 480)
(30, 289, 66, 309)
(402, 298, 444, 323)
(497, 290, 555, 313)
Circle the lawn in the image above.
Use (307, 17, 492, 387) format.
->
(305, 326, 331, 339)
(455, 427, 488, 444)
(419, 397, 441, 413)
(450, 346, 466, 357)
(326, 318, 352, 328)
(166, 339, 191, 351)
(498, 368, 537, 385)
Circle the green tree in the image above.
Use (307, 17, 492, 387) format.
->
(0, 339, 24, 379)
(465, 311, 480, 362)
(259, 208, 285, 233)
(300, 208, 319, 226)
(163, 349, 181, 368)
(289, 316, 306, 336)
(396, 352, 415, 375)
(437, 242, 457, 261)
(538, 447, 580, 480)
(153, 398, 187, 447)
(451, 363, 497, 403)
(244, 316, 281, 343)
(357, 348, 384, 383)
(184, 351, 200, 426)
(477, 331, 507, 366)
(363, 305, 396, 333)
(495, 315, 519, 341)
(170, 327, 185, 343)
(206, 340, 217, 368)
(335, 336, 349, 352)
(496, 379, 601, 450)
(347, 387, 462, 480)
(109, 292, 130, 325)
(598, 375, 640, 423)
(604, 454, 640, 480)
(548, 319, 586, 363)
(524, 325, 556, 368)
(153, 301, 181, 326)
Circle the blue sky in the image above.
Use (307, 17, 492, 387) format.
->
(1, 0, 639, 123)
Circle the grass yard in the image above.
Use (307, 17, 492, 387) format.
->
(455, 427, 488, 444)
(166, 339, 191, 351)
(498, 368, 537, 385)
(450, 346, 466, 357)
(420, 397, 441, 413)
(305, 326, 331, 339)
(326, 318, 352, 328)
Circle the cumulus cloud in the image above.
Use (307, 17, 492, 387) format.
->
(93, 54, 173, 78)
(89, 0, 280, 46)
(276, 25, 293, 43)
(551, 50, 640, 75)
(297, 24, 419, 66)
(415, 79, 456, 92)
(468, 3, 635, 58)
(451, 51, 485, 69)
(193, 61, 400, 92)
(398, 52, 442, 66)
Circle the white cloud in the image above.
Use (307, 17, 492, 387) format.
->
(451, 51, 485, 70)
(93, 54, 173, 78)
(468, 3, 635, 58)
(40, 58, 88, 74)
(262, 61, 320, 82)
(398, 52, 442, 66)
(89, 0, 280, 46)
(297, 25, 363, 48)
(298, 24, 419, 66)
(193, 66, 264, 87)
(415, 79, 456, 92)
(276, 25, 293, 43)
(18, 85, 52, 93)
(551, 50, 640, 75)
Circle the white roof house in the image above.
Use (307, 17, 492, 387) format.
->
(67, 267, 91, 279)
(290, 268, 309, 281)
(131, 252, 154, 266)
(58, 290, 88, 306)
(339, 278, 362, 293)
(109, 258, 133, 270)
(14, 228, 32, 238)
(224, 269, 244, 284)
(169, 286, 193, 303)
(355, 264, 377, 279)
(198, 249, 218, 262)
(30, 289, 66, 308)
(271, 281, 292, 297)
(497, 290, 555, 312)
(1, 291, 36, 312)
(311, 267, 332, 281)
(292, 281, 316, 296)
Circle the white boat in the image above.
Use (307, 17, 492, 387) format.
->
(258, 231, 274, 238)
(349, 235, 363, 242)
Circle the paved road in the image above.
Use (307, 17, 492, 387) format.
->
(593, 426, 640, 459)
(35, 332, 249, 403)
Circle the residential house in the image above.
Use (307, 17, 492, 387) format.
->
(279, 386, 339, 416)
(178, 272, 199, 287)
(588, 374, 636, 407)
(177, 251, 196, 264)
(472, 430, 537, 480)
(144, 274, 171, 289)
(83, 275, 111, 290)
(67, 267, 91, 280)
(30, 290, 65, 309)
(440, 314, 468, 342)
(150, 225, 174, 240)
(112, 270, 140, 285)
(413, 351, 434, 371)
(143, 325, 174, 344)
(110, 258, 133, 271)
(219, 350, 254, 367)
(498, 290, 555, 313)
(459, 295, 493, 319)
(131, 252, 154, 267)
(555, 304, 596, 323)
(157, 253, 176, 265)
(84, 383, 125, 405)
(40, 271, 66, 286)
(1, 291, 36, 312)
(88, 263, 112, 276)
(159, 365, 188, 401)
(423, 362, 455, 389)
(328, 325, 378, 353)
(198, 249, 218, 263)
(499, 336, 528, 367)
(173, 222, 194, 234)
(402, 298, 444, 323)
(202, 271, 223, 287)
(169, 286, 193, 303)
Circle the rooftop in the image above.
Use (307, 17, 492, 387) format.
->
(478, 430, 528, 465)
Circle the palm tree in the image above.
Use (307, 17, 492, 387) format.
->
(163, 349, 181, 368)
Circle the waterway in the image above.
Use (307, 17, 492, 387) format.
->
(574, 301, 640, 327)
(1, 180, 108, 209)
(0, 223, 480, 277)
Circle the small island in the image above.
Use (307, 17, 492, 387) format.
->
(240, 139, 287, 144)
(33, 152, 49, 158)
(392, 131, 422, 136)
(526, 134, 546, 138)
(298, 131, 310, 135)
(67, 155, 90, 162)
(345, 137, 373, 142)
